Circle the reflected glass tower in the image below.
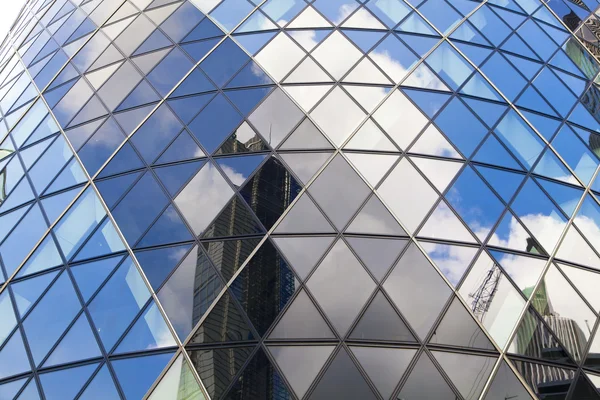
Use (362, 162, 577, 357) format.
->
(3, 0, 600, 399)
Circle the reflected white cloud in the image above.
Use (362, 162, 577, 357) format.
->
(174, 163, 234, 235)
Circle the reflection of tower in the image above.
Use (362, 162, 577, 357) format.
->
(0, 148, 13, 204)
(589, 131, 600, 158)
(190, 151, 297, 399)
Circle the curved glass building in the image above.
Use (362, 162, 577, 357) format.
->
(2, 0, 600, 398)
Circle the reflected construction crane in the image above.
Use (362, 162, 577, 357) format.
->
(469, 238, 542, 321)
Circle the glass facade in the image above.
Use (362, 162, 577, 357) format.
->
(2, 0, 600, 399)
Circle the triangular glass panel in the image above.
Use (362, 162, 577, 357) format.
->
(307, 239, 376, 336)
(346, 237, 407, 282)
(202, 237, 261, 281)
(453, 41, 493, 66)
(113, 104, 155, 135)
(430, 296, 495, 350)
(156, 247, 223, 340)
(15, 378, 39, 400)
(44, 313, 101, 367)
(231, 240, 298, 335)
(309, 154, 371, 229)
(274, 193, 335, 234)
(345, 152, 398, 187)
(403, 88, 451, 119)
(115, 301, 176, 353)
(310, 348, 378, 399)
(131, 48, 170, 75)
(115, 80, 160, 111)
(133, 30, 173, 56)
(418, 200, 478, 244)
(12, 270, 58, 317)
(187, 346, 253, 400)
(412, 156, 462, 193)
(181, 38, 221, 62)
(188, 290, 256, 345)
(96, 172, 142, 210)
(460, 71, 503, 101)
(432, 351, 496, 400)
(403, 63, 450, 91)
(268, 345, 335, 399)
(39, 363, 97, 400)
(350, 290, 415, 342)
(183, 17, 223, 43)
(288, 6, 332, 29)
(463, 98, 507, 129)
(0, 377, 27, 399)
(347, 194, 406, 236)
(344, 57, 392, 85)
(226, 60, 274, 88)
(570, 373, 600, 400)
(509, 357, 575, 399)
(409, 125, 461, 159)
(270, 289, 334, 340)
(557, 262, 600, 312)
(284, 57, 333, 84)
(170, 69, 216, 99)
(202, 196, 265, 239)
(215, 122, 269, 156)
(473, 134, 523, 171)
(71, 255, 123, 301)
(280, 118, 332, 150)
(167, 94, 213, 124)
(16, 234, 63, 278)
(280, 152, 332, 185)
(508, 307, 575, 364)
(73, 219, 126, 262)
(156, 130, 206, 164)
(135, 244, 192, 290)
(98, 143, 144, 178)
(154, 160, 205, 196)
(0, 330, 31, 380)
(419, 241, 477, 287)
(383, 243, 452, 339)
(239, 157, 301, 230)
(475, 165, 524, 203)
(216, 154, 266, 188)
(225, 87, 273, 115)
(343, 7, 386, 30)
(40, 187, 81, 223)
(146, 354, 202, 400)
(516, 86, 558, 117)
(233, 31, 278, 55)
(78, 364, 120, 400)
(222, 347, 293, 400)
(521, 110, 561, 141)
(342, 29, 386, 53)
(44, 160, 87, 196)
(434, 97, 488, 158)
(537, 178, 582, 218)
(112, 352, 174, 400)
(505, 54, 543, 80)
(272, 236, 335, 281)
(485, 360, 533, 400)
(344, 119, 397, 151)
(399, 352, 457, 398)
(351, 346, 416, 399)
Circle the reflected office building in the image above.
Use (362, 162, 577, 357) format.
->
(5, 0, 600, 399)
